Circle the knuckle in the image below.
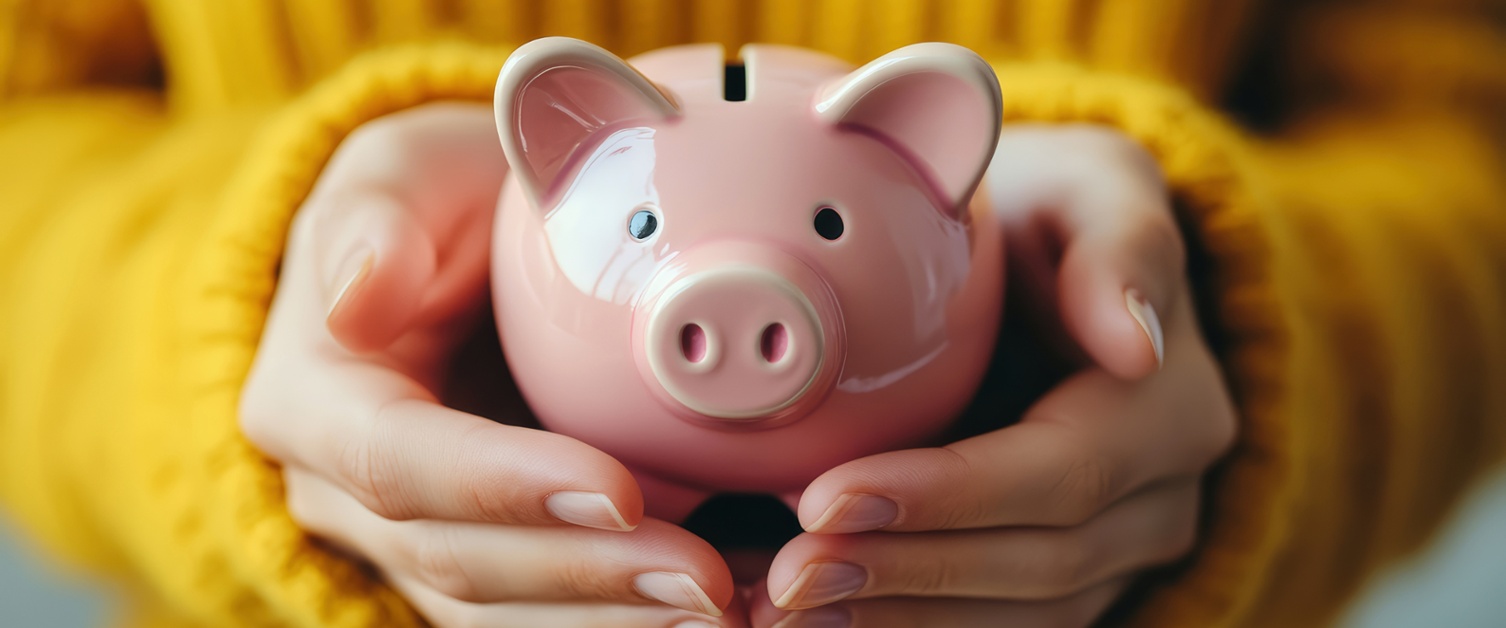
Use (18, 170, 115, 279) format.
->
(1049, 455, 1119, 525)
(236, 373, 298, 460)
(1038, 541, 1098, 598)
(412, 526, 483, 602)
(932, 448, 991, 530)
(552, 558, 621, 601)
(287, 198, 323, 243)
(435, 600, 492, 628)
(282, 473, 324, 532)
(937, 496, 994, 532)
(1204, 401, 1240, 463)
(336, 431, 415, 521)
(452, 424, 525, 524)
(462, 475, 514, 524)
(336, 115, 424, 177)
(1156, 502, 1202, 565)
(342, 117, 409, 155)
(236, 385, 276, 450)
(894, 559, 962, 596)
(1058, 126, 1120, 153)
(1161, 526, 1199, 565)
(1091, 127, 1162, 177)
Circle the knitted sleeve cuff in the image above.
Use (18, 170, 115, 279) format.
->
(181, 41, 508, 627)
(988, 61, 1295, 627)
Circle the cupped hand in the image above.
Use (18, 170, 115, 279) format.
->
(750, 125, 1238, 628)
(239, 103, 739, 628)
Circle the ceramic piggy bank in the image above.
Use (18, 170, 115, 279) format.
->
(491, 37, 1005, 522)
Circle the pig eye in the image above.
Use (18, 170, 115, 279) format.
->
(628, 209, 659, 240)
(814, 206, 844, 240)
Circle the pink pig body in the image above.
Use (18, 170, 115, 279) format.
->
(491, 38, 1005, 522)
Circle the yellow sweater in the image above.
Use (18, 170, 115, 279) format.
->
(1, 1, 1503, 626)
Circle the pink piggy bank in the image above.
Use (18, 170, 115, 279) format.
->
(491, 37, 1005, 522)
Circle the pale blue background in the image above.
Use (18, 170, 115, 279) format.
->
(4, 469, 1506, 626)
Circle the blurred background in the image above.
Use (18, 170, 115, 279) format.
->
(6, 467, 1506, 625)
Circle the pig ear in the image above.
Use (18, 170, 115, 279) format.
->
(495, 37, 680, 209)
(815, 43, 1002, 212)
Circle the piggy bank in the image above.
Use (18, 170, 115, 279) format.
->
(491, 37, 1005, 522)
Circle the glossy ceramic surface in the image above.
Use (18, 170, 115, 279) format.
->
(492, 37, 1005, 521)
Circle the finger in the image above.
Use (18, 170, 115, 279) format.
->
(310, 191, 440, 354)
(751, 579, 1127, 628)
(291, 103, 504, 355)
(984, 124, 1183, 379)
(242, 291, 648, 535)
(769, 481, 1196, 608)
(287, 469, 735, 613)
(1056, 203, 1186, 380)
(798, 358, 1234, 532)
(396, 576, 738, 628)
(319, 398, 648, 529)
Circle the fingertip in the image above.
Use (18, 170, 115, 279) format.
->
(796, 469, 872, 533)
(329, 234, 436, 352)
(594, 452, 647, 530)
(763, 534, 871, 615)
(795, 484, 844, 533)
(532, 432, 646, 530)
(797, 449, 967, 533)
(320, 197, 437, 353)
(638, 520, 738, 615)
(544, 490, 638, 531)
(1097, 286, 1165, 380)
(801, 494, 899, 535)
(763, 534, 817, 609)
(1057, 247, 1165, 381)
(1125, 287, 1165, 371)
(413, 415, 646, 529)
(326, 243, 375, 321)
(633, 570, 726, 617)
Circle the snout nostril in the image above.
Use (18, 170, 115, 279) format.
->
(680, 324, 708, 363)
(760, 323, 789, 363)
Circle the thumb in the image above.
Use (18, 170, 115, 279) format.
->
(318, 192, 437, 353)
(1057, 216, 1183, 380)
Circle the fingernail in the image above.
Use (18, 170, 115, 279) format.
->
(807, 494, 898, 533)
(772, 606, 852, 628)
(327, 245, 374, 320)
(1126, 289, 1164, 368)
(774, 562, 867, 610)
(672, 621, 721, 628)
(634, 572, 722, 617)
(544, 491, 634, 531)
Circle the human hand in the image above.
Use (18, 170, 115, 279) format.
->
(749, 125, 1238, 627)
(239, 103, 739, 627)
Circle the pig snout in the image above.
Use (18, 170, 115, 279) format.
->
(637, 246, 843, 422)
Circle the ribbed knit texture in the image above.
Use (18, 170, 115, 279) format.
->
(1, 2, 1503, 627)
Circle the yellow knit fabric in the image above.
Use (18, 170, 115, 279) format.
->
(0, 2, 1502, 627)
